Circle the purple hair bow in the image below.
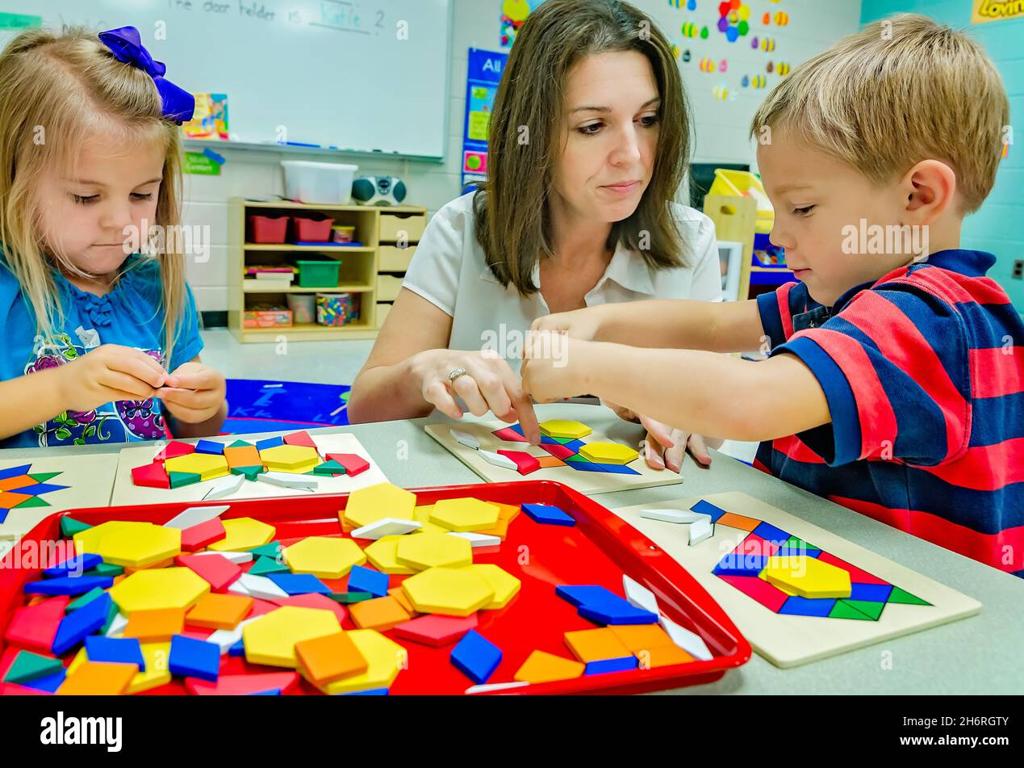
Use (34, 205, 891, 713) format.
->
(98, 26, 195, 124)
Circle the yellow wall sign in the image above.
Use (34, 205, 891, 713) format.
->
(972, 0, 1024, 24)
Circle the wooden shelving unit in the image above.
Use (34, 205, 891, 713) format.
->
(229, 198, 427, 343)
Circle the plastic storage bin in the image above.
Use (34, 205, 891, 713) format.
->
(248, 214, 289, 243)
(316, 292, 359, 326)
(282, 161, 358, 204)
(708, 169, 774, 235)
(286, 293, 316, 324)
(291, 215, 335, 242)
(296, 260, 341, 288)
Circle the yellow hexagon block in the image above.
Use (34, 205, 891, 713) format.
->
(364, 536, 416, 575)
(429, 498, 500, 532)
(469, 564, 522, 609)
(208, 517, 276, 552)
(412, 506, 448, 535)
(74, 521, 181, 569)
(539, 419, 592, 440)
(342, 482, 417, 529)
(762, 555, 852, 599)
(579, 441, 639, 465)
(283, 536, 366, 579)
(242, 606, 342, 668)
(401, 566, 494, 617)
(321, 630, 407, 695)
(261, 444, 320, 472)
(108, 567, 210, 615)
(164, 453, 230, 481)
(395, 533, 472, 571)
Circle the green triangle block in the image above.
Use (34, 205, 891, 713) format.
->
(28, 472, 62, 483)
(15, 496, 51, 509)
(87, 562, 124, 578)
(312, 460, 347, 476)
(552, 436, 577, 444)
(830, 599, 885, 621)
(231, 465, 265, 481)
(229, 440, 254, 448)
(564, 454, 592, 464)
(251, 542, 283, 559)
(67, 587, 105, 612)
(785, 535, 816, 550)
(3, 650, 64, 685)
(828, 601, 875, 621)
(328, 592, 374, 604)
(887, 586, 931, 607)
(60, 516, 92, 539)
(169, 471, 203, 489)
(249, 556, 290, 576)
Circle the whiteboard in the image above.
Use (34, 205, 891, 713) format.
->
(4, 0, 453, 159)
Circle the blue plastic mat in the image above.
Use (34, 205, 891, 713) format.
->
(223, 379, 351, 435)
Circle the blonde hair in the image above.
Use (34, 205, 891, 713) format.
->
(0, 26, 188, 361)
(750, 13, 1009, 213)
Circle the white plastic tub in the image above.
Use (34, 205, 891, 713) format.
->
(281, 161, 358, 204)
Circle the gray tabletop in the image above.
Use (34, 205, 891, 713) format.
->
(5, 403, 1022, 695)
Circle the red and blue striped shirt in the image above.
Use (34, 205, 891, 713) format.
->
(756, 249, 1024, 577)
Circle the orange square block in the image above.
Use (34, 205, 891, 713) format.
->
(514, 650, 585, 684)
(638, 644, 695, 669)
(349, 596, 411, 631)
(124, 608, 185, 642)
(295, 631, 368, 686)
(716, 512, 760, 532)
(58, 661, 138, 695)
(608, 624, 674, 654)
(564, 628, 633, 663)
(495, 503, 521, 523)
(186, 593, 254, 630)
(388, 587, 418, 616)
(473, 517, 509, 540)
(535, 456, 565, 469)
(224, 445, 261, 469)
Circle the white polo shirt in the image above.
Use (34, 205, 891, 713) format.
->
(402, 192, 721, 361)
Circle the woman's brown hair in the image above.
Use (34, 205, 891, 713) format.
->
(475, 0, 693, 294)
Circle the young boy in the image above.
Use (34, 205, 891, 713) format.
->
(522, 14, 1023, 577)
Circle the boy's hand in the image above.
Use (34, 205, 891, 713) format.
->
(58, 344, 167, 412)
(157, 361, 227, 424)
(530, 308, 603, 341)
(521, 331, 588, 403)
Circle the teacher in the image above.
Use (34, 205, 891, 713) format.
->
(348, 0, 723, 471)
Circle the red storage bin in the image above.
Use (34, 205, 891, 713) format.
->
(247, 214, 289, 244)
(291, 214, 334, 243)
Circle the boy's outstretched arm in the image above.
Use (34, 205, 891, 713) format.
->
(531, 299, 765, 353)
(522, 336, 831, 443)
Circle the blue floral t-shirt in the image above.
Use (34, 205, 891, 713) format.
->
(0, 255, 203, 448)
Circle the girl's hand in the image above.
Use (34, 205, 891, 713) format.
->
(58, 344, 167, 413)
(604, 400, 714, 473)
(410, 348, 540, 444)
(157, 361, 227, 424)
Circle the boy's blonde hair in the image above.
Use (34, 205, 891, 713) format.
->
(750, 13, 1009, 213)
(0, 27, 187, 362)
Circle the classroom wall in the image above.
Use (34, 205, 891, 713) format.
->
(861, 0, 1024, 311)
(183, 0, 864, 314)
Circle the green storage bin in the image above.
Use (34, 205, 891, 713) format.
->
(297, 259, 340, 288)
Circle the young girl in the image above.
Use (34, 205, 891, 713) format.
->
(0, 26, 226, 448)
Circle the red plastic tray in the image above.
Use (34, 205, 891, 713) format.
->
(0, 481, 751, 695)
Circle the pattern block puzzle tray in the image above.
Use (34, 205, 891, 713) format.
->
(0, 481, 750, 695)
